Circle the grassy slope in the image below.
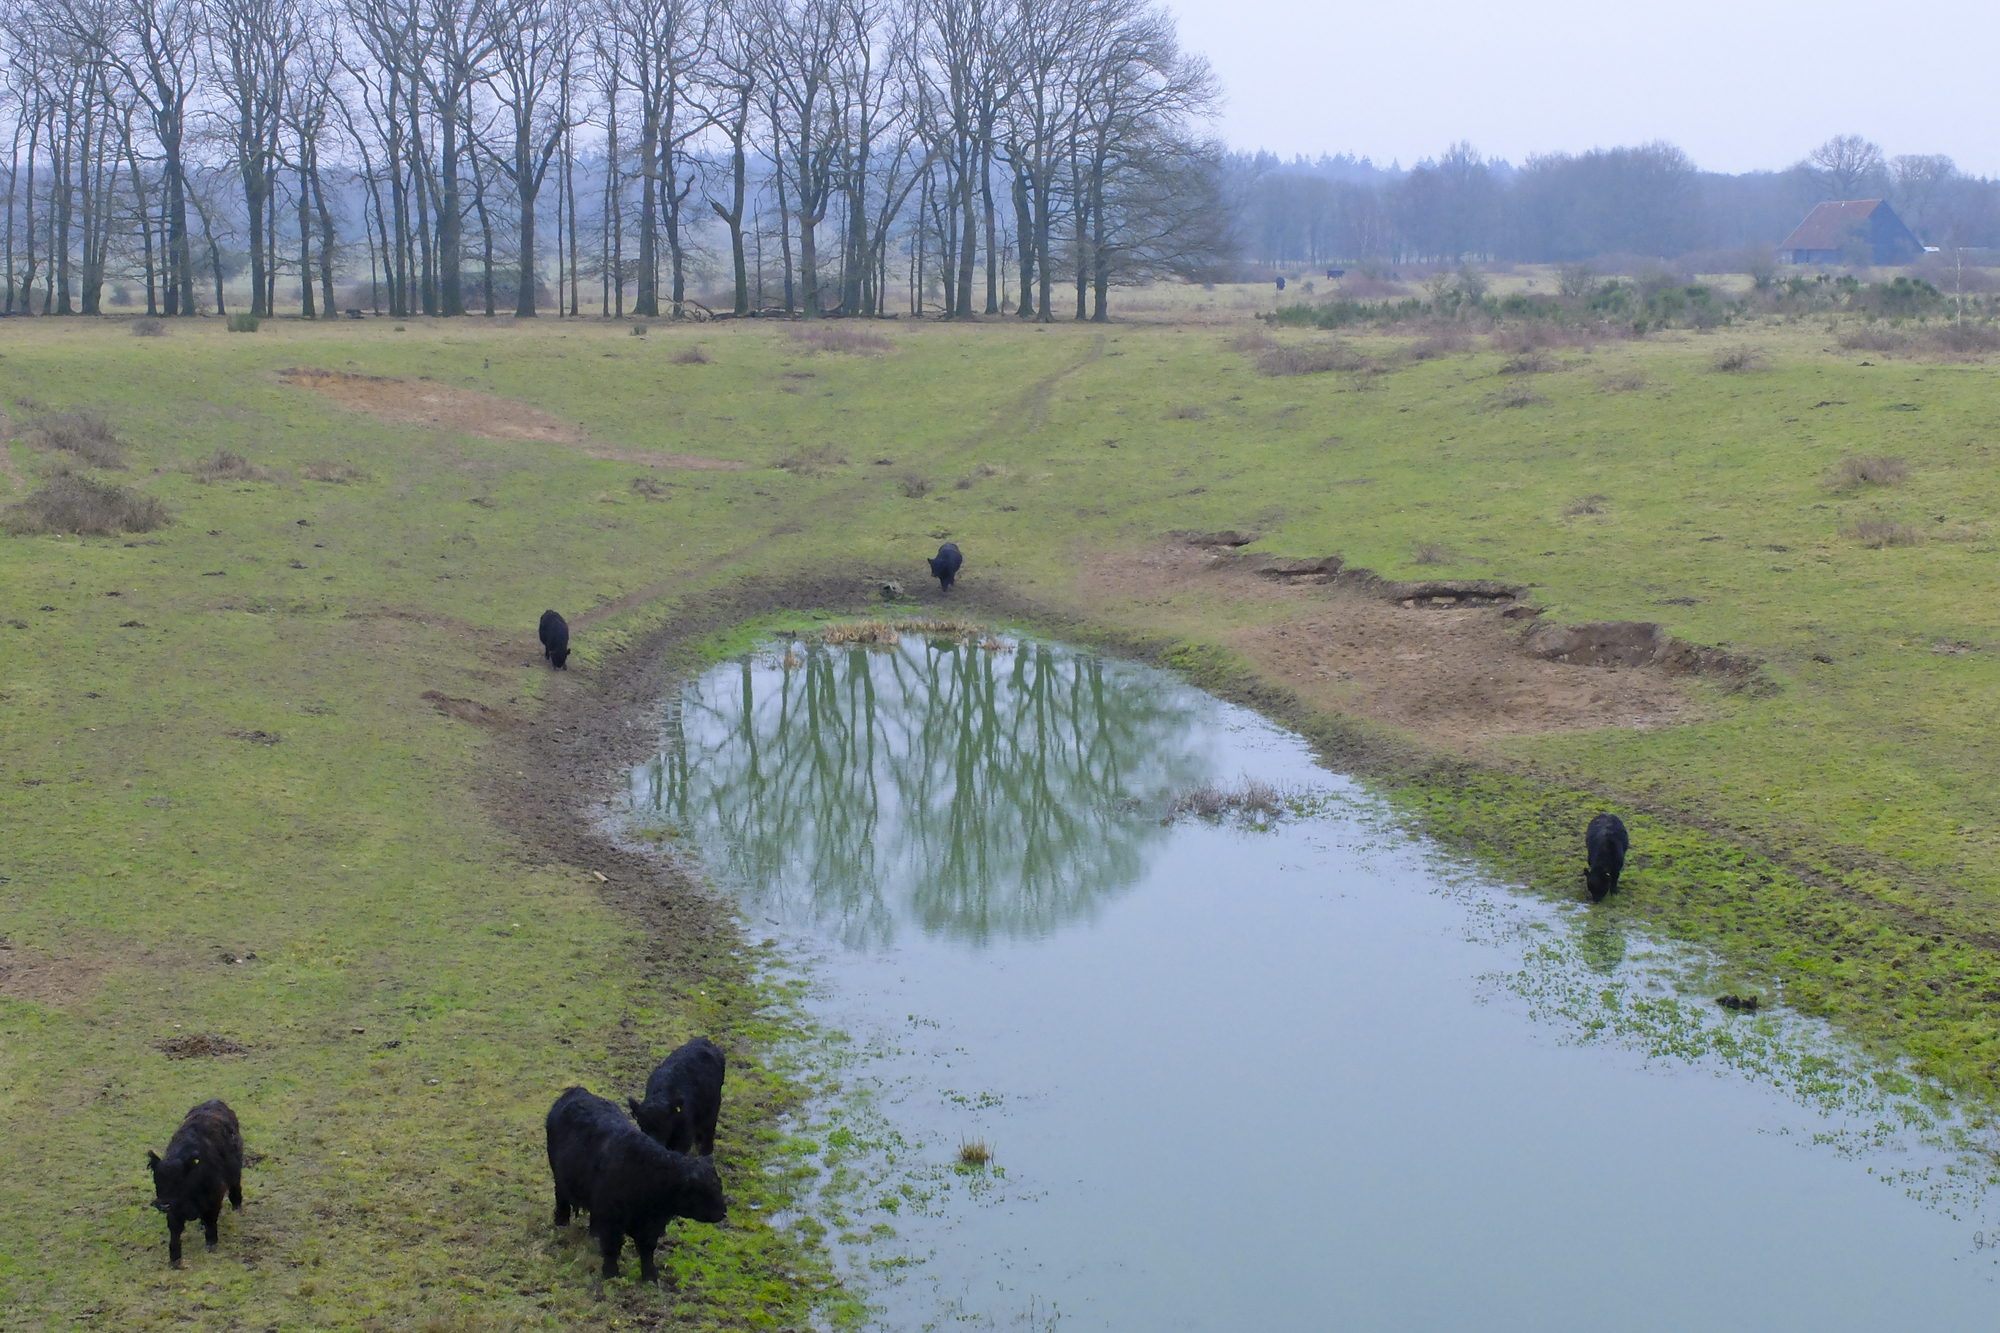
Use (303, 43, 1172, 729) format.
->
(1, 311, 1997, 1325)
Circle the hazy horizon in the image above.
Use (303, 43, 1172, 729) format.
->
(1174, 0, 2000, 178)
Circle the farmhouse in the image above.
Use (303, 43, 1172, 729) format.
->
(1779, 199, 1922, 266)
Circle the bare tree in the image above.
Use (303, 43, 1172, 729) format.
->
(486, 0, 575, 314)
(1805, 133, 1885, 201)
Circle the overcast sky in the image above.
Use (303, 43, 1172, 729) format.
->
(1172, 0, 2000, 177)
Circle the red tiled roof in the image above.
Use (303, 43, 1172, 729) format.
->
(1781, 200, 1885, 250)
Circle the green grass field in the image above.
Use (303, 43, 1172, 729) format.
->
(2, 305, 1998, 1327)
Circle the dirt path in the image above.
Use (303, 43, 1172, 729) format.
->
(278, 367, 750, 471)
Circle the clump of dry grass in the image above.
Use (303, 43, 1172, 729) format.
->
(301, 460, 369, 483)
(896, 617, 985, 639)
(1831, 456, 1908, 488)
(899, 472, 931, 498)
(3, 474, 170, 536)
(1711, 346, 1768, 373)
(1492, 323, 1588, 353)
(1845, 520, 1927, 548)
(28, 410, 126, 468)
(1922, 323, 2000, 356)
(775, 443, 846, 477)
(1563, 494, 1609, 516)
(130, 316, 166, 337)
(630, 474, 667, 497)
(671, 345, 710, 365)
(788, 323, 895, 355)
(1166, 776, 1285, 822)
(1837, 325, 1907, 353)
(1231, 328, 1276, 353)
(821, 620, 900, 646)
(1488, 387, 1549, 409)
(1411, 541, 1456, 565)
(980, 635, 1012, 653)
(974, 461, 1012, 479)
(957, 1139, 992, 1167)
(1600, 369, 1649, 392)
(1257, 342, 1369, 376)
(1500, 349, 1558, 375)
(629, 323, 649, 336)
(189, 448, 275, 483)
(1167, 403, 1209, 420)
(1397, 333, 1466, 363)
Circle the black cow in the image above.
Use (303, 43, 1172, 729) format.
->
(546, 1087, 727, 1283)
(629, 1037, 726, 1157)
(539, 609, 571, 669)
(147, 1100, 244, 1267)
(1275, 275, 1286, 291)
(1585, 813, 1630, 902)
(927, 542, 963, 594)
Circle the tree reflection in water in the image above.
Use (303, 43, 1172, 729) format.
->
(627, 636, 1218, 950)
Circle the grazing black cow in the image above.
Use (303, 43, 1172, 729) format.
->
(927, 542, 963, 594)
(539, 609, 571, 669)
(629, 1037, 726, 1157)
(546, 1087, 727, 1283)
(147, 1100, 244, 1268)
(1327, 268, 1345, 279)
(1585, 813, 1630, 902)
(1275, 275, 1286, 291)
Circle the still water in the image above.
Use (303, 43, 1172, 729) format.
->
(624, 635, 2000, 1330)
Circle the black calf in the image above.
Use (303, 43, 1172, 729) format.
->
(1585, 813, 1630, 902)
(539, 609, 571, 669)
(629, 1037, 726, 1157)
(147, 1100, 244, 1267)
(546, 1087, 727, 1283)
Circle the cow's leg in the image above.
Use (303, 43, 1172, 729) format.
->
(636, 1227, 668, 1286)
(228, 1174, 242, 1210)
(168, 1217, 185, 1267)
(553, 1191, 571, 1228)
(202, 1201, 221, 1250)
(596, 1225, 622, 1279)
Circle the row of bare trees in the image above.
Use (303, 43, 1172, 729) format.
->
(0, 0, 1226, 320)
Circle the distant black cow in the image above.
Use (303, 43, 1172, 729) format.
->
(1327, 268, 1345, 279)
(539, 609, 571, 669)
(1275, 275, 1286, 291)
(1585, 813, 1630, 902)
(630, 1037, 726, 1157)
(147, 1100, 244, 1268)
(546, 1086, 727, 1283)
(927, 542, 963, 593)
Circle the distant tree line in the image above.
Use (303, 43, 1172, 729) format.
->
(0, 0, 1227, 319)
(1233, 135, 2000, 270)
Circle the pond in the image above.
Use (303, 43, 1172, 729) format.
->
(623, 633, 2000, 1330)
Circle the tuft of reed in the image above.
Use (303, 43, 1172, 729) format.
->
(1563, 494, 1609, 516)
(1165, 776, 1284, 822)
(3, 474, 170, 536)
(1411, 541, 1455, 565)
(1845, 520, 1926, 548)
(671, 345, 710, 364)
(1832, 456, 1908, 488)
(957, 1139, 992, 1167)
(787, 323, 895, 355)
(189, 449, 274, 483)
(821, 620, 900, 646)
(301, 460, 369, 484)
(28, 410, 126, 468)
(899, 472, 931, 498)
(1710, 346, 1767, 373)
(775, 443, 846, 477)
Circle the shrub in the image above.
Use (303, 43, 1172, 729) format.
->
(1231, 328, 1275, 353)
(1411, 541, 1455, 565)
(1833, 456, 1908, 488)
(29, 411, 126, 468)
(670, 345, 710, 364)
(775, 443, 846, 477)
(3, 474, 170, 536)
(1500, 349, 1558, 375)
(130, 317, 166, 337)
(1845, 520, 1926, 548)
(787, 323, 894, 355)
(1924, 323, 2000, 355)
(225, 313, 260, 333)
(1838, 325, 1907, 353)
(1256, 342, 1367, 376)
(301, 460, 369, 483)
(1397, 330, 1469, 362)
(189, 449, 273, 483)
(1711, 346, 1767, 373)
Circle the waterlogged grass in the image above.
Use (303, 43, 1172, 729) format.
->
(2, 310, 1999, 1322)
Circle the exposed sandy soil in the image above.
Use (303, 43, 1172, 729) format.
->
(1075, 542, 1699, 748)
(278, 368, 749, 471)
(0, 938, 108, 1006)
